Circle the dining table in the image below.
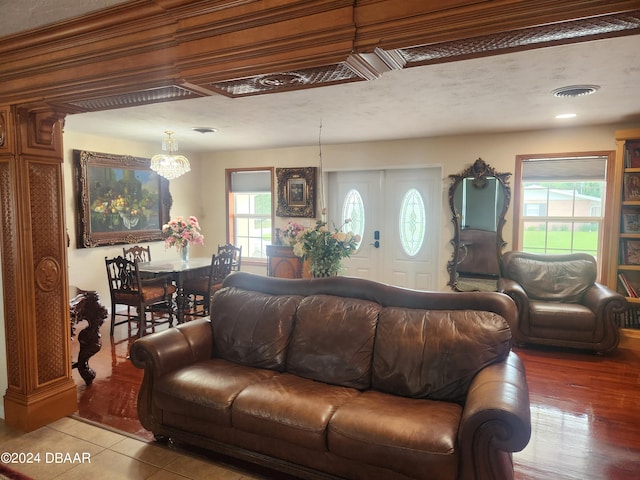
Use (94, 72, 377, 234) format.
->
(137, 257, 211, 325)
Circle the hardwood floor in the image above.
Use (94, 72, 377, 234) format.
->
(72, 320, 640, 479)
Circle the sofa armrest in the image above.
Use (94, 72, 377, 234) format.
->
(497, 278, 527, 306)
(582, 282, 627, 316)
(130, 319, 213, 434)
(458, 352, 531, 480)
(130, 318, 213, 378)
(497, 278, 529, 339)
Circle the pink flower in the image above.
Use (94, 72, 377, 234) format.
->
(162, 215, 205, 251)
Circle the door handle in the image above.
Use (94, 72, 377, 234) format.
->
(370, 230, 380, 248)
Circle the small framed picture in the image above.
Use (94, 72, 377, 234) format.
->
(622, 210, 640, 233)
(622, 239, 640, 265)
(624, 173, 640, 201)
(626, 140, 640, 168)
(276, 167, 316, 217)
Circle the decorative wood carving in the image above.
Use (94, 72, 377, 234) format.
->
(0, 1, 637, 107)
(0, 160, 20, 389)
(1, 104, 77, 431)
(70, 289, 108, 385)
(0, 110, 6, 148)
(447, 158, 511, 292)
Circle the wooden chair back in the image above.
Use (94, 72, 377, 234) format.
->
(105, 255, 141, 296)
(123, 245, 151, 264)
(218, 243, 242, 271)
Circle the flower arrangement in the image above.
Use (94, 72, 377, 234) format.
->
(162, 215, 205, 252)
(279, 221, 306, 246)
(293, 219, 361, 277)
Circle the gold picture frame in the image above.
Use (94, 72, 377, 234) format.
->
(74, 150, 172, 248)
(276, 167, 316, 217)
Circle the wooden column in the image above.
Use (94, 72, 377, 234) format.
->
(0, 104, 77, 431)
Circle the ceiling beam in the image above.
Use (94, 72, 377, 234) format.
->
(0, 0, 638, 107)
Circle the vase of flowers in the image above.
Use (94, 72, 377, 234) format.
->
(278, 221, 306, 246)
(293, 219, 360, 277)
(162, 216, 205, 262)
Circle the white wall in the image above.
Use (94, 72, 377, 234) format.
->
(0, 122, 633, 419)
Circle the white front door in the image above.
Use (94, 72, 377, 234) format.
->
(327, 167, 441, 290)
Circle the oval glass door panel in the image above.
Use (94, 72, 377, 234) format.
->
(399, 188, 426, 256)
(342, 188, 365, 249)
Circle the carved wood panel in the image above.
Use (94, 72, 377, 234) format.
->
(1, 104, 76, 431)
(0, 160, 20, 388)
(29, 160, 68, 384)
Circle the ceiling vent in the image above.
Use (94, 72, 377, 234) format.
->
(552, 85, 600, 98)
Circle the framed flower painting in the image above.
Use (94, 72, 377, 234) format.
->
(74, 150, 172, 248)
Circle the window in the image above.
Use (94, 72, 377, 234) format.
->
(341, 189, 365, 250)
(399, 188, 426, 256)
(227, 168, 274, 261)
(514, 154, 614, 265)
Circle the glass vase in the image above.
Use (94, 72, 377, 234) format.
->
(180, 243, 190, 263)
(310, 258, 340, 277)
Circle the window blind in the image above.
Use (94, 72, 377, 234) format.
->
(230, 171, 271, 192)
(521, 156, 606, 181)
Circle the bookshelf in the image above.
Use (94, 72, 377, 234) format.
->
(608, 128, 640, 327)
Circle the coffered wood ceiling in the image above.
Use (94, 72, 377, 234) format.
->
(2, 0, 639, 151)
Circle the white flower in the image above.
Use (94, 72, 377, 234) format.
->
(293, 242, 305, 257)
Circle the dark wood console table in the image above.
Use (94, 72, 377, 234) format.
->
(70, 287, 107, 385)
(266, 245, 311, 279)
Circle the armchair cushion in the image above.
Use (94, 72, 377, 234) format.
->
(501, 252, 596, 303)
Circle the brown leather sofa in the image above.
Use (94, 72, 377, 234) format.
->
(131, 272, 531, 480)
(498, 251, 627, 354)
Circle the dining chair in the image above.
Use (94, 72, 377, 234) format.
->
(122, 245, 155, 317)
(218, 243, 242, 271)
(182, 250, 235, 317)
(123, 245, 152, 263)
(105, 255, 176, 337)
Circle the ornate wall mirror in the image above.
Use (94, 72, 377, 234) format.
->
(447, 158, 511, 292)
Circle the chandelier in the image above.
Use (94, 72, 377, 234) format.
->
(150, 131, 191, 180)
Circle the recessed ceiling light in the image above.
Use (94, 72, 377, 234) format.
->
(551, 85, 600, 98)
(555, 113, 577, 119)
(192, 127, 218, 134)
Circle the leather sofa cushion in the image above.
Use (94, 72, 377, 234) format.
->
(328, 390, 461, 480)
(503, 256, 596, 302)
(154, 358, 278, 427)
(529, 301, 596, 330)
(286, 295, 381, 389)
(210, 287, 302, 371)
(372, 307, 512, 403)
(233, 373, 360, 451)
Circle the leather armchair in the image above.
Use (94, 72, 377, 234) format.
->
(498, 251, 627, 354)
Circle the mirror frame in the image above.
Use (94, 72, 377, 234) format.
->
(447, 158, 511, 291)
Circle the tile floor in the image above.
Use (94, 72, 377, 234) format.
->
(0, 416, 263, 480)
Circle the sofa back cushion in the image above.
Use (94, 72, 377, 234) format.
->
(286, 295, 381, 389)
(210, 287, 302, 371)
(372, 307, 512, 403)
(502, 254, 596, 302)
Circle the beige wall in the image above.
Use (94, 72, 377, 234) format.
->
(199, 124, 625, 289)
(0, 122, 633, 418)
(62, 132, 204, 303)
(66, 124, 629, 298)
